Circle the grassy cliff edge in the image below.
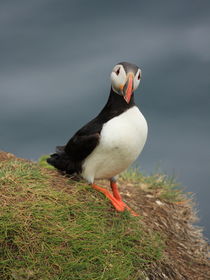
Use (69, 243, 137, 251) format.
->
(0, 151, 209, 280)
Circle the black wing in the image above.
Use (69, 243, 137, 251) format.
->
(64, 133, 100, 161)
(47, 120, 101, 174)
(64, 117, 103, 162)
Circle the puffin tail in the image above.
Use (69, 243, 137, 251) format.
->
(46, 146, 76, 174)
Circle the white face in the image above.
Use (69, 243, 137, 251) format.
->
(110, 64, 142, 94)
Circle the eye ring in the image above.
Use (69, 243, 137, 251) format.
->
(115, 67, 120, 75)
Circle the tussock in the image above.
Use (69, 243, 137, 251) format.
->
(0, 151, 209, 280)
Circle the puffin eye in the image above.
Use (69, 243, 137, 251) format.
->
(137, 72, 141, 80)
(115, 67, 120, 75)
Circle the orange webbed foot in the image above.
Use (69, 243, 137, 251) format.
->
(92, 182, 139, 216)
(92, 184, 125, 212)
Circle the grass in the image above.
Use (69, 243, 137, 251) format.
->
(1, 152, 209, 280)
(0, 157, 164, 280)
(121, 168, 184, 202)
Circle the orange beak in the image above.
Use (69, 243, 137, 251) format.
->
(123, 73, 133, 104)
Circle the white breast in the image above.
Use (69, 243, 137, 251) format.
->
(81, 106, 148, 183)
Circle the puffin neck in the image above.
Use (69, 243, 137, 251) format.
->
(103, 87, 135, 112)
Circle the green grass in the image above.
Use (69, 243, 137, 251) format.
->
(0, 159, 165, 280)
(121, 168, 184, 202)
(38, 154, 55, 170)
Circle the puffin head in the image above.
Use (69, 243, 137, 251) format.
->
(110, 62, 142, 104)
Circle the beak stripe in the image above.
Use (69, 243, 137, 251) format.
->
(124, 74, 133, 103)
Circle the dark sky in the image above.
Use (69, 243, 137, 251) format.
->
(1, 0, 210, 237)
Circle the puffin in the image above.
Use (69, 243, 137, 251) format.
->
(47, 62, 148, 215)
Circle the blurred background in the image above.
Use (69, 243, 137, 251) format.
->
(0, 1, 210, 237)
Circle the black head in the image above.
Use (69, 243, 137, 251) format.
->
(110, 62, 142, 103)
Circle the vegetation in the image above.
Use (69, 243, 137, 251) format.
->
(0, 151, 209, 280)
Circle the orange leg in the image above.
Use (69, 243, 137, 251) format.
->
(110, 180, 122, 200)
(92, 181, 139, 216)
(92, 184, 125, 212)
(111, 180, 139, 216)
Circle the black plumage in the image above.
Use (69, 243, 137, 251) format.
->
(47, 87, 135, 174)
